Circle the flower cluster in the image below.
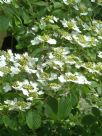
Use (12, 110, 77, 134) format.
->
(0, 1, 102, 113)
(30, 15, 101, 50)
(0, 0, 12, 4)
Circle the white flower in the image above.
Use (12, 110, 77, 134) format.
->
(61, 19, 68, 28)
(64, 35, 72, 41)
(98, 51, 102, 58)
(0, 0, 12, 4)
(73, 5, 79, 10)
(80, 12, 88, 16)
(75, 73, 91, 85)
(66, 72, 91, 84)
(30, 81, 39, 92)
(49, 53, 54, 59)
(0, 71, 4, 77)
(63, 0, 68, 5)
(10, 66, 20, 76)
(0, 55, 6, 67)
(8, 50, 14, 62)
(25, 65, 37, 74)
(0, 60, 6, 67)
(3, 83, 12, 92)
(0, 55, 6, 61)
(32, 26, 38, 32)
(21, 88, 29, 96)
(47, 38, 57, 44)
(31, 36, 43, 45)
(38, 91, 44, 95)
(91, 0, 95, 2)
(58, 75, 66, 83)
(53, 16, 59, 22)
(49, 73, 57, 81)
(4, 98, 17, 106)
(54, 60, 64, 67)
(49, 16, 59, 23)
(15, 54, 21, 60)
(27, 97, 33, 101)
(73, 26, 81, 33)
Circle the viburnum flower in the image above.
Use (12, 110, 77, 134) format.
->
(61, 19, 68, 28)
(31, 35, 44, 45)
(58, 72, 91, 85)
(49, 16, 59, 23)
(10, 66, 20, 76)
(4, 98, 31, 111)
(0, 0, 12, 4)
(47, 38, 57, 44)
(63, 0, 68, 5)
(0, 71, 4, 77)
(3, 83, 12, 92)
(58, 75, 66, 83)
(98, 51, 102, 58)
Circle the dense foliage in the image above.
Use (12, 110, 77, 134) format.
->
(0, 0, 102, 136)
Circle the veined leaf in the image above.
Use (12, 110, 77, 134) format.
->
(26, 110, 41, 129)
(57, 95, 72, 120)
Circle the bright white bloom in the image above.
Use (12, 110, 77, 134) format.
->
(32, 26, 38, 32)
(58, 75, 66, 83)
(0, 71, 4, 77)
(98, 36, 102, 40)
(0, 0, 12, 4)
(73, 26, 81, 33)
(47, 38, 57, 44)
(4, 98, 31, 111)
(10, 66, 20, 76)
(15, 54, 21, 60)
(0, 55, 6, 67)
(59, 72, 91, 85)
(53, 47, 70, 55)
(63, 0, 68, 5)
(31, 36, 43, 45)
(0, 55, 6, 61)
(61, 19, 68, 28)
(21, 88, 29, 96)
(8, 50, 14, 62)
(0, 60, 6, 67)
(73, 5, 79, 10)
(80, 12, 88, 16)
(54, 60, 64, 67)
(91, 0, 95, 2)
(3, 83, 12, 92)
(25, 65, 37, 74)
(74, 73, 91, 85)
(53, 16, 59, 22)
(4, 98, 17, 106)
(64, 35, 72, 41)
(12, 80, 40, 96)
(49, 53, 54, 59)
(49, 73, 57, 81)
(49, 16, 59, 23)
(98, 51, 102, 58)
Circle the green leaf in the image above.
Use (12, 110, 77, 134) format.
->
(2, 115, 18, 130)
(3, 115, 12, 127)
(82, 114, 96, 126)
(32, 1, 48, 6)
(47, 96, 58, 114)
(44, 104, 57, 121)
(54, 2, 62, 9)
(92, 107, 100, 117)
(26, 110, 41, 129)
(57, 95, 72, 120)
(0, 16, 9, 32)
